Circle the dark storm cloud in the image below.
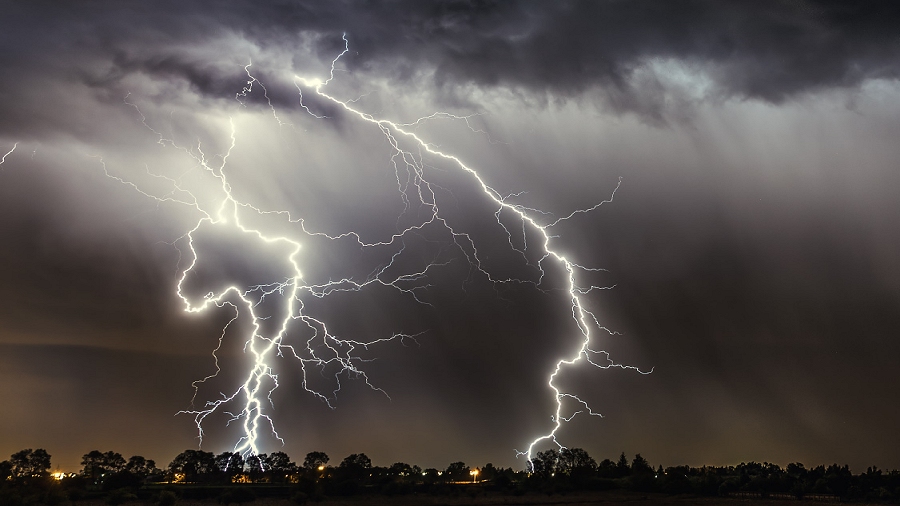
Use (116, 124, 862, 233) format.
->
(3, 0, 900, 136)
(134, 1, 900, 101)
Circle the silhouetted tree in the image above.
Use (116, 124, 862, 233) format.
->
(0, 460, 11, 481)
(9, 449, 51, 479)
(660, 465, 693, 494)
(480, 464, 520, 488)
(558, 448, 597, 477)
(81, 450, 126, 482)
(632, 454, 653, 475)
(214, 452, 244, 477)
(422, 468, 441, 485)
(264, 451, 295, 483)
(245, 454, 265, 482)
(388, 462, 414, 480)
(337, 453, 371, 481)
(168, 449, 216, 481)
(629, 454, 654, 491)
(302, 451, 329, 471)
(265, 451, 295, 472)
(824, 463, 852, 497)
(597, 458, 617, 478)
(445, 461, 470, 482)
(473, 463, 499, 483)
(124, 455, 156, 477)
(94, 454, 158, 490)
(530, 449, 558, 479)
(616, 452, 630, 477)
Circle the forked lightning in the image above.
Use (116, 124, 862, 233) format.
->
(105, 35, 649, 465)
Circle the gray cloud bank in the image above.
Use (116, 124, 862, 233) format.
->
(3, 0, 900, 136)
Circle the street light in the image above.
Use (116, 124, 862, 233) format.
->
(470, 468, 479, 483)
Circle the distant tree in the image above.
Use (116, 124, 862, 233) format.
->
(616, 452, 630, 477)
(422, 468, 441, 484)
(824, 464, 852, 497)
(338, 453, 372, 481)
(0, 460, 12, 481)
(302, 451, 329, 471)
(81, 450, 104, 480)
(104, 451, 127, 472)
(445, 461, 470, 482)
(340, 453, 371, 469)
(124, 455, 157, 477)
(100, 455, 155, 491)
(481, 463, 519, 487)
(660, 465, 693, 494)
(558, 448, 597, 477)
(530, 449, 559, 479)
(479, 463, 498, 482)
(264, 451, 295, 483)
(9, 448, 51, 479)
(597, 458, 617, 478)
(81, 450, 126, 481)
(388, 462, 414, 479)
(629, 454, 655, 491)
(168, 449, 216, 481)
(786, 462, 806, 479)
(245, 454, 265, 481)
(215, 452, 244, 476)
(632, 454, 653, 475)
(265, 451, 295, 473)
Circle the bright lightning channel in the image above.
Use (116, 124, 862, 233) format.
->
(0, 143, 16, 167)
(294, 36, 652, 466)
(110, 35, 649, 464)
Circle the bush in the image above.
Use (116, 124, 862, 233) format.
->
(0, 489, 24, 506)
(42, 489, 67, 505)
(219, 487, 256, 505)
(106, 489, 137, 505)
(157, 490, 177, 506)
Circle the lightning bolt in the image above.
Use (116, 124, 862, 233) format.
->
(0, 143, 16, 168)
(294, 36, 651, 465)
(104, 35, 649, 463)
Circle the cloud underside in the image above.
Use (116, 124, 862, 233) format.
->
(2, 0, 900, 137)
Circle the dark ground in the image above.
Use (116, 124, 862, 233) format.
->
(70, 490, 861, 506)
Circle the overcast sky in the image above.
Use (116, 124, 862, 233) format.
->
(1, 0, 899, 473)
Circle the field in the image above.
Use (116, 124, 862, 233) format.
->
(67, 490, 867, 506)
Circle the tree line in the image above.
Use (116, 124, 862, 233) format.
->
(3, 446, 900, 504)
(526, 448, 900, 502)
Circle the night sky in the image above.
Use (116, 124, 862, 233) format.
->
(1, 1, 899, 474)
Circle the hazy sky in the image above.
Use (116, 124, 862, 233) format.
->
(1, 1, 899, 473)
